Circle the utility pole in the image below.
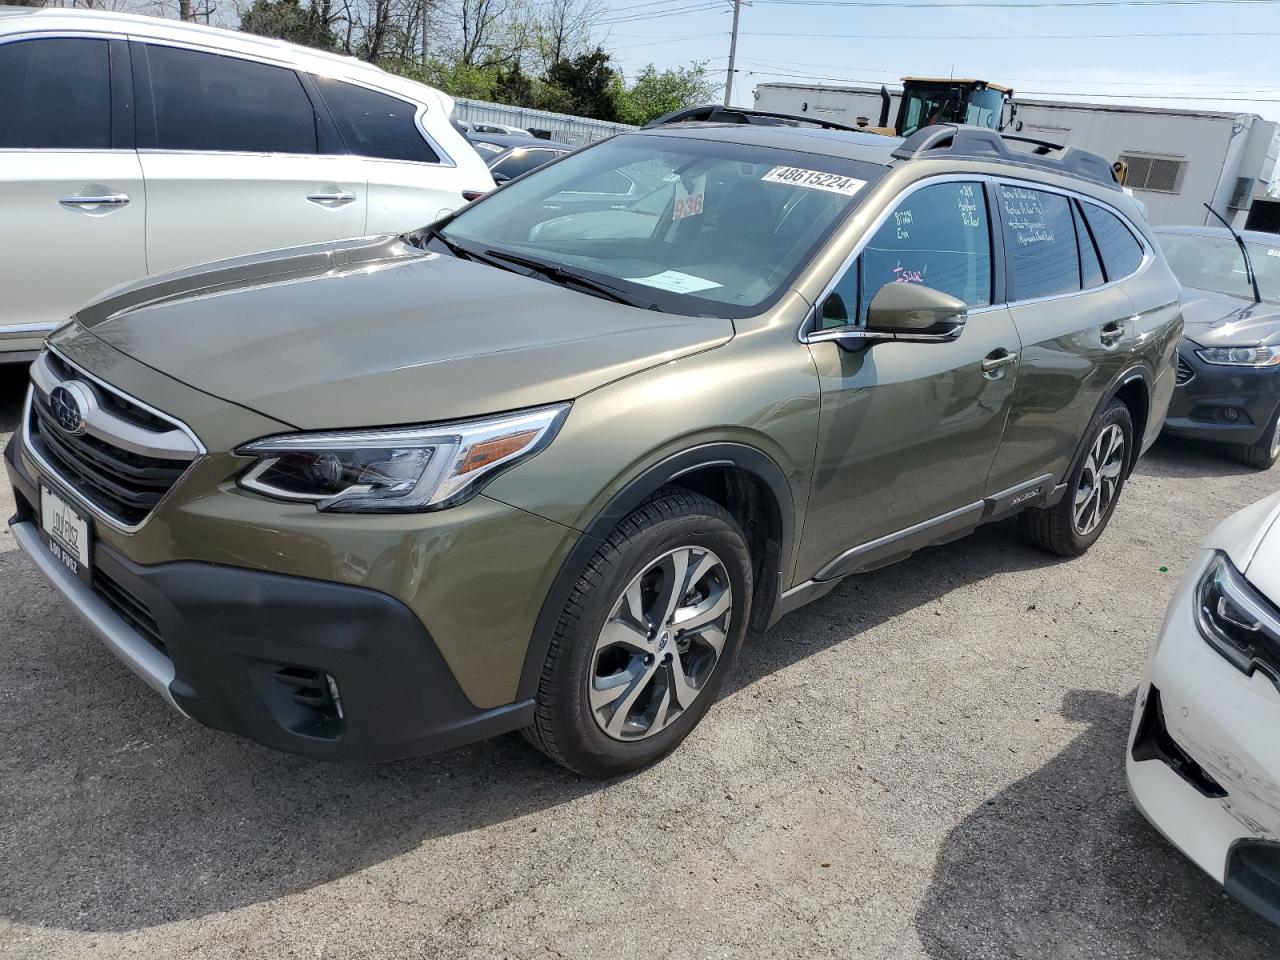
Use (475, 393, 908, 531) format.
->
(420, 0, 430, 67)
(723, 0, 741, 106)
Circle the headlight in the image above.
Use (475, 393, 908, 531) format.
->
(1195, 346, 1280, 367)
(236, 403, 569, 512)
(1194, 551, 1280, 683)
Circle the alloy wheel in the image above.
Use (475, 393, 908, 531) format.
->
(1073, 423, 1126, 536)
(1270, 418, 1280, 459)
(588, 546, 733, 741)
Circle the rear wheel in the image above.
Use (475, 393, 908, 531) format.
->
(1019, 399, 1133, 557)
(1227, 407, 1280, 469)
(522, 489, 752, 777)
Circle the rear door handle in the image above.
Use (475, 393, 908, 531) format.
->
(306, 191, 357, 205)
(1100, 321, 1124, 346)
(59, 193, 130, 207)
(982, 349, 1019, 377)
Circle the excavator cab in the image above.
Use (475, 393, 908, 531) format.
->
(874, 78, 1015, 138)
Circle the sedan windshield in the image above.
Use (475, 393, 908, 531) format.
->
(1158, 232, 1280, 305)
(441, 133, 885, 317)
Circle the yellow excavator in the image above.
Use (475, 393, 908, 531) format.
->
(865, 77, 1015, 138)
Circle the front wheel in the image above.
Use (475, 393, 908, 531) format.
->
(1019, 399, 1134, 557)
(523, 488, 753, 777)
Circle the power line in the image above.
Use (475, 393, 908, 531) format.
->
(597, 2, 726, 24)
(739, 29, 1280, 39)
(753, 0, 1273, 6)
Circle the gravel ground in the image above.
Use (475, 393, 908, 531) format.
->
(1, 360, 1278, 959)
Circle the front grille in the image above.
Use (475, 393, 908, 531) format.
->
(1175, 356, 1195, 386)
(25, 351, 200, 528)
(92, 568, 166, 654)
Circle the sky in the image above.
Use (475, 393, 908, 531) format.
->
(591, 0, 1280, 122)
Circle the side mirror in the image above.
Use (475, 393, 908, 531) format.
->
(491, 171, 512, 184)
(865, 283, 967, 341)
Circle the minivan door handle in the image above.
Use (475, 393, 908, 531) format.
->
(1100, 321, 1124, 346)
(306, 191, 357, 205)
(981, 349, 1019, 377)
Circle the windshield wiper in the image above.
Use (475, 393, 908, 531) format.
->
(419, 224, 476, 261)
(482, 248, 661, 310)
(1204, 202, 1262, 304)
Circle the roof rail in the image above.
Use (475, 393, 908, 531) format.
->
(892, 124, 1120, 190)
(643, 104, 865, 134)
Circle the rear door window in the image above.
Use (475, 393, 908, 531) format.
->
(145, 45, 317, 154)
(846, 180, 993, 324)
(999, 185, 1080, 300)
(314, 78, 439, 163)
(1082, 202, 1145, 280)
(0, 38, 111, 149)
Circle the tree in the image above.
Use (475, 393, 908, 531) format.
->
(541, 46, 619, 120)
(240, 0, 336, 49)
(531, 0, 602, 72)
(615, 62, 716, 125)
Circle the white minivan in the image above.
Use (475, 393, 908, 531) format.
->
(0, 7, 494, 362)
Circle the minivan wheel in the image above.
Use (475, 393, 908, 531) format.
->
(522, 488, 752, 777)
(1227, 407, 1280, 469)
(1019, 399, 1134, 557)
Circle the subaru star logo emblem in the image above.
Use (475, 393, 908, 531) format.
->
(49, 384, 87, 435)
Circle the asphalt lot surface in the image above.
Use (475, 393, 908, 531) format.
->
(2, 360, 1278, 960)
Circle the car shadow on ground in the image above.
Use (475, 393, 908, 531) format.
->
(914, 688, 1278, 957)
(1138, 434, 1269, 481)
(0, 516, 1069, 933)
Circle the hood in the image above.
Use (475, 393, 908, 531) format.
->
(75, 235, 732, 430)
(1179, 287, 1280, 349)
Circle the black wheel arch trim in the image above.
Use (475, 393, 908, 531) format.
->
(516, 442, 796, 701)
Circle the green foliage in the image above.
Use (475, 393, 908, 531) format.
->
(615, 62, 717, 125)
(239, 0, 336, 51)
(540, 47, 619, 121)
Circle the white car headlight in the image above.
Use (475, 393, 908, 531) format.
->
(1195, 346, 1280, 367)
(1195, 551, 1280, 682)
(236, 403, 569, 513)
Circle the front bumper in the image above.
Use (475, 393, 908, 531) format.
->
(6, 391, 575, 761)
(1127, 550, 1280, 926)
(1162, 346, 1280, 446)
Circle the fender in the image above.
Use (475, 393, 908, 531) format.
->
(515, 442, 795, 701)
(1063, 361, 1156, 482)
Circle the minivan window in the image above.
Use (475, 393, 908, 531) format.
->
(314, 78, 439, 163)
(0, 38, 111, 150)
(1073, 201, 1106, 288)
(1000, 185, 1080, 300)
(1082, 202, 1144, 280)
(146, 45, 317, 154)
(849, 180, 993, 324)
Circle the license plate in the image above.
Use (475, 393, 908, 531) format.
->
(41, 485, 92, 582)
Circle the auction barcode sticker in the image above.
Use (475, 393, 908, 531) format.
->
(760, 166, 867, 196)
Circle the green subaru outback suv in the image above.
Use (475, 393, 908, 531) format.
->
(6, 117, 1180, 776)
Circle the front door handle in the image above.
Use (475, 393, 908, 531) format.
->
(59, 193, 130, 207)
(1100, 321, 1124, 346)
(982, 349, 1019, 377)
(306, 191, 357, 205)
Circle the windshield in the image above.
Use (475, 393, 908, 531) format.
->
(1158, 232, 1280, 305)
(963, 88, 1004, 130)
(441, 133, 885, 318)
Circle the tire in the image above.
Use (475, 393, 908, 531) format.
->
(522, 487, 753, 777)
(1019, 399, 1134, 557)
(1227, 407, 1280, 469)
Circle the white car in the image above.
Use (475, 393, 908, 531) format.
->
(1128, 491, 1280, 926)
(0, 7, 493, 363)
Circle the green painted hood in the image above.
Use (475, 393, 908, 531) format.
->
(74, 235, 733, 430)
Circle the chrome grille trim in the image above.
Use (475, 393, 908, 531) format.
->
(21, 347, 206, 533)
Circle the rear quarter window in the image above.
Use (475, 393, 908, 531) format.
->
(314, 78, 439, 163)
(1082, 202, 1145, 280)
